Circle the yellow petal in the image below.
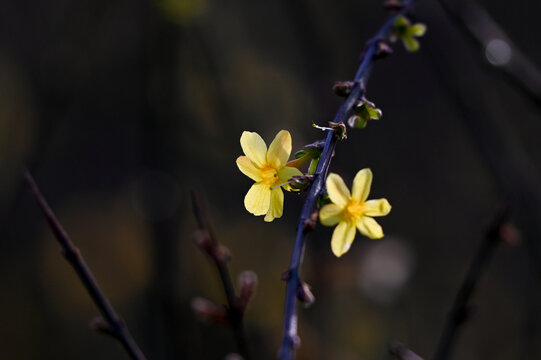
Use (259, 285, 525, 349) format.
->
(352, 168, 372, 202)
(267, 130, 291, 169)
(356, 216, 384, 239)
(240, 131, 267, 167)
(331, 221, 356, 257)
(319, 204, 343, 226)
(236, 156, 262, 181)
(264, 187, 284, 222)
(278, 166, 303, 191)
(244, 183, 271, 216)
(326, 173, 350, 208)
(363, 199, 391, 217)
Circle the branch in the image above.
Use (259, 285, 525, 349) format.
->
(390, 342, 424, 360)
(432, 208, 509, 360)
(23, 169, 147, 360)
(438, 0, 541, 106)
(191, 190, 252, 360)
(279, 1, 417, 359)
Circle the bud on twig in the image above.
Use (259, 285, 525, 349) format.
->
(383, 0, 404, 11)
(329, 121, 347, 140)
(499, 222, 520, 246)
(333, 81, 355, 97)
(90, 316, 116, 337)
(302, 210, 319, 231)
(193, 229, 232, 264)
(389, 342, 424, 360)
(235, 271, 258, 312)
(193, 229, 213, 253)
(224, 354, 244, 360)
(374, 40, 393, 59)
(191, 297, 228, 324)
(281, 269, 292, 281)
(297, 282, 316, 307)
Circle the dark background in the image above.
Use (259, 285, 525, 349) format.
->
(1, 0, 541, 359)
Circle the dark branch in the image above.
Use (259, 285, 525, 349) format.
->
(279, 1, 417, 358)
(432, 208, 508, 360)
(23, 169, 147, 360)
(190, 190, 251, 360)
(438, 0, 541, 107)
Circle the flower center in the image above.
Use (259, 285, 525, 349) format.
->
(344, 200, 365, 223)
(260, 166, 279, 187)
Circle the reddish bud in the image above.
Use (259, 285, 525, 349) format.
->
(333, 81, 355, 97)
(383, 0, 404, 11)
(191, 297, 228, 324)
(89, 316, 115, 336)
(375, 41, 393, 59)
(297, 282, 316, 307)
(499, 223, 521, 246)
(235, 271, 258, 312)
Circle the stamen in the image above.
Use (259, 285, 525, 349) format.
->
(312, 123, 333, 131)
(271, 180, 294, 190)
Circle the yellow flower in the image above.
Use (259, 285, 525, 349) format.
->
(319, 169, 391, 257)
(236, 130, 303, 222)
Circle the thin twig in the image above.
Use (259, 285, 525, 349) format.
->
(437, 0, 541, 106)
(278, 1, 417, 359)
(23, 169, 147, 360)
(191, 190, 251, 360)
(390, 342, 424, 360)
(432, 208, 508, 360)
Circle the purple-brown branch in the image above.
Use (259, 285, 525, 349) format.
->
(432, 208, 508, 360)
(279, 1, 417, 358)
(191, 190, 252, 360)
(24, 169, 147, 360)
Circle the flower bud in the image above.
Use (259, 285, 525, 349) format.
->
(297, 282, 316, 307)
(333, 81, 355, 97)
(235, 271, 258, 312)
(191, 297, 228, 324)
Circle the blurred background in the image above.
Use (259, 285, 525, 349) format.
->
(1, 0, 541, 359)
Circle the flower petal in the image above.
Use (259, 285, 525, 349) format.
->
(331, 221, 356, 257)
(352, 168, 372, 202)
(363, 198, 391, 217)
(356, 216, 384, 239)
(244, 183, 271, 216)
(326, 173, 350, 208)
(267, 130, 292, 169)
(277, 166, 303, 191)
(264, 188, 284, 222)
(241, 131, 267, 167)
(236, 156, 262, 181)
(319, 204, 343, 226)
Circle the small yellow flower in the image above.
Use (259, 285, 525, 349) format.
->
(236, 130, 303, 222)
(319, 169, 391, 257)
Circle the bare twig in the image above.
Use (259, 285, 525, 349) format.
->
(438, 0, 541, 106)
(23, 169, 147, 360)
(432, 208, 508, 360)
(279, 1, 418, 358)
(390, 342, 424, 360)
(191, 190, 252, 360)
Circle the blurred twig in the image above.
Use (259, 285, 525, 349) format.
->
(390, 342, 424, 360)
(191, 190, 252, 360)
(437, 0, 541, 106)
(279, 1, 418, 359)
(23, 169, 147, 360)
(432, 208, 509, 360)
